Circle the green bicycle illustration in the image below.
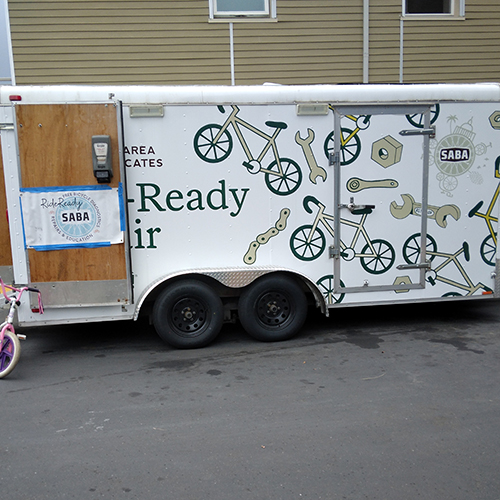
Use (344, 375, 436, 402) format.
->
(323, 114, 371, 166)
(468, 182, 499, 267)
(290, 196, 395, 274)
(405, 104, 440, 128)
(316, 275, 346, 305)
(402, 232, 492, 296)
(194, 105, 302, 196)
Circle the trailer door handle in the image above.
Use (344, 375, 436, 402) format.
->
(340, 197, 375, 215)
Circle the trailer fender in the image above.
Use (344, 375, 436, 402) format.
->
(133, 267, 328, 321)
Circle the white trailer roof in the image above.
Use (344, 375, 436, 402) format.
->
(1, 83, 500, 105)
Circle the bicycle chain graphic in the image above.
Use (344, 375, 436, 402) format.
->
(244, 208, 290, 265)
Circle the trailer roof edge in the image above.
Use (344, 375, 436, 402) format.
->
(1, 83, 500, 105)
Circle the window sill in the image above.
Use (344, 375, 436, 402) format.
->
(209, 17, 278, 23)
(401, 14, 465, 21)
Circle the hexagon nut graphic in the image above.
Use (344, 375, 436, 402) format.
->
(371, 136, 403, 168)
(393, 275, 412, 293)
(489, 111, 500, 130)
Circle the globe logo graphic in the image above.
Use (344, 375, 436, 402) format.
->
(55, 195, 97, 239)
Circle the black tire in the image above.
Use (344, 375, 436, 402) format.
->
(152, 280, 224, 349)
(238, 275, 308, 342)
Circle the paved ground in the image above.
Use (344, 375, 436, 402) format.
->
(2, 298, 500, 500)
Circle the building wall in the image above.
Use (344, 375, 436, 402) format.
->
(401, 0, 500, 83)
(6, 0, 500, 86)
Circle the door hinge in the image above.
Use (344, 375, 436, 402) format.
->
(0, 123, 14, 130)
(329, 151, 339, 166)
(329, 245, 340, 258)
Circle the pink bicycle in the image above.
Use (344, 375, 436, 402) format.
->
(0, 278, 43, 379)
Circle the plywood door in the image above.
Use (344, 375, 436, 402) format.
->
(16, 103, 128, 285)
(0, 141, 13, 271)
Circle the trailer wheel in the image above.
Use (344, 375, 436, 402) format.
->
(238, 275, 307, 342)
(152, 280, 224, 349)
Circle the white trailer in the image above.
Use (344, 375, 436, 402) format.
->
(0, 83, 499, 348)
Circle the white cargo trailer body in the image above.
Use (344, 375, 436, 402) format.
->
(0, 84, 499, 347)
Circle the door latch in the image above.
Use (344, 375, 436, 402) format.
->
(399, 127, 435, 138)
(339, 197, 375, 215)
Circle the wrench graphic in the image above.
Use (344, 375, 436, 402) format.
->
(347, 177, 399, 193)
(295, 129, 327, 184)
(390, 194, 461, 228)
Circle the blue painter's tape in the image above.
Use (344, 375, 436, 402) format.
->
(31, 242, 112, 252)
(20, 185, 112, 193)
(118, 182, 126, 231)
(19, 195, 27, 249)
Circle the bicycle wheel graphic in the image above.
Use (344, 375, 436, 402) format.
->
(360, 239, 395, 274)
(316, 275, 345, 305)
(406, 104, 440, 128)
(402, 233, 437, 265)
(194, 124, 233, 163)
(323, 128, 361, 166)
(265, 158, 302, 196)
(480, 233, 496, 266)
(290, 225, 326, 261)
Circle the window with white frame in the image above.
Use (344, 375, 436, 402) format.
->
(403, 0, 465, 17)
(209, 0, 277, 20)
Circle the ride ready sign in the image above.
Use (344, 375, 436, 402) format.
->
(20, 185, 125, 250)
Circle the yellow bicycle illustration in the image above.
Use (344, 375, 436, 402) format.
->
(323, 106, 439, 166)
(468, 182, 499, 266)
(194, 105, 302, 196)
(323, 114, 371, 166)
(290, 196, 395, 274)
(402, 233, 492, 296)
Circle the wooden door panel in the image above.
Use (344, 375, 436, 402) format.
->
(0, 141, 13, 268)
(16, 103, 127, 284)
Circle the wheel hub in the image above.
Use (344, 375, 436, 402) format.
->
(172, 298, 206, 333)
(267, 301, 280, 315)
(257, 292, 290, 327)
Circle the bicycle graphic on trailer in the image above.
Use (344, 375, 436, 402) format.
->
(323, 114, 371, 166)
(468, 182, 499, 266)
(290, 196, 395, 274)
(402, 233, 492, 296)
(322, 106, 439, 166)
(194, 105, 302, 196)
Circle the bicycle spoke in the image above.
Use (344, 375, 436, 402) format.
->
(265, 158, 302, 196)
(198, 134, 230, 161)
(294, 234, 323, 259)
(360, 239, 395, 274)
(290, 226, 325, 261)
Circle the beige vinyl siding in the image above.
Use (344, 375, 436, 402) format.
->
(8, 0, 363, 85)
(402, 1, 500, 83)
(8, 1, 500, 86)
(9, 1, 230, 84)
(369, 0, 401, 83)
(369, 0, 500, 84)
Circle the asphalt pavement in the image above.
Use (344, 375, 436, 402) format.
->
(2, 298, 500, 500)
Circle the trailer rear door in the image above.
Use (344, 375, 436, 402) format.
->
(330, 105, 435, 295)
(15, 103, 131, 307)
